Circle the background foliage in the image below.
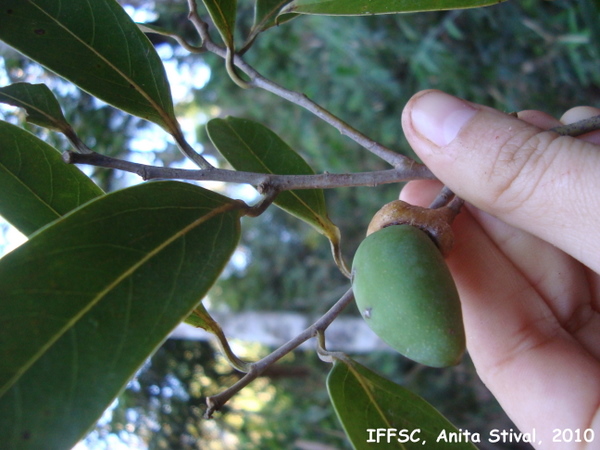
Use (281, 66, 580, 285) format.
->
(0, 0, 598, 448)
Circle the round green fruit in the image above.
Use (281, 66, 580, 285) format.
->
(351, 225, 465, 367)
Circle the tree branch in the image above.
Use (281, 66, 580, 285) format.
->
(64, 150, 435, 191)
(204, 288, 355, 418)
(185, 0, 419, 170)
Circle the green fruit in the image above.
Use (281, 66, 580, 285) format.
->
(352, 225, 465, 367)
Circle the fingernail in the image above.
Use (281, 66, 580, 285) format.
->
(411, 91, 477, 147)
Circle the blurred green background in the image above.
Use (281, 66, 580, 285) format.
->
(1, 0, 598, 448)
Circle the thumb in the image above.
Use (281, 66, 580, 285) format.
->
(402, 90, 600, 271)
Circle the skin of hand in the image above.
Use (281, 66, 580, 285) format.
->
(399, 90, 600, 449)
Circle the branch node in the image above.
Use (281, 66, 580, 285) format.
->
(62, 151, 76, 164)
(138, 165, 150, 181)
(256, 178, 276, 195)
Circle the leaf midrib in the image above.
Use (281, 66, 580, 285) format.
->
(0, 201, 238, 397)
(26, 0, 176, 131)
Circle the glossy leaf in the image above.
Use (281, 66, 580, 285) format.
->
(242, 0, 297, 52)
(206, 117, 349, 275)
(327, 358, 478, 450)
(0, 0, 178, 132)
(206, 117, 331, 232)
(280, 0, 508, 15)
(202, 0, 238, 49)
(201, 0, 247, 86)
(0, 121, 103, 236)
(0, 181, 242, 449)
(253, 0, 297, 32)
(0, 83, 70, 132)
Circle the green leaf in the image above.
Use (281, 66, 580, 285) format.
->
(0, 121, 103, 236)
(327, 358, 479, 450)
(201, 0, 250, 87)
(0, 0, 178, 132)
(281, 0, 508, 15)
(242, 0, 297, 52)
(0, 83, 70, 132)
(206, 117, 349, 275)
(202, 0, 238, 49)
(253, 0, 297, 32)
(0, 181, 242, 449)
(206, 117, 330, 232)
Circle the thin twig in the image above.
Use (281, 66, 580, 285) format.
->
(186, 0, 415, 169)
(246, 73, 409, 168)
(551, 114, 600, 137)
(205, 288, 355, 418)
(64, 150, 435, 190)
(428, 186, 455, 209)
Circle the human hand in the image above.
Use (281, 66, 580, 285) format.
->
(400, 90, 600, 449)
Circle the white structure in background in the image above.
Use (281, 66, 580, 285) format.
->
(171, 311, 391, 353)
